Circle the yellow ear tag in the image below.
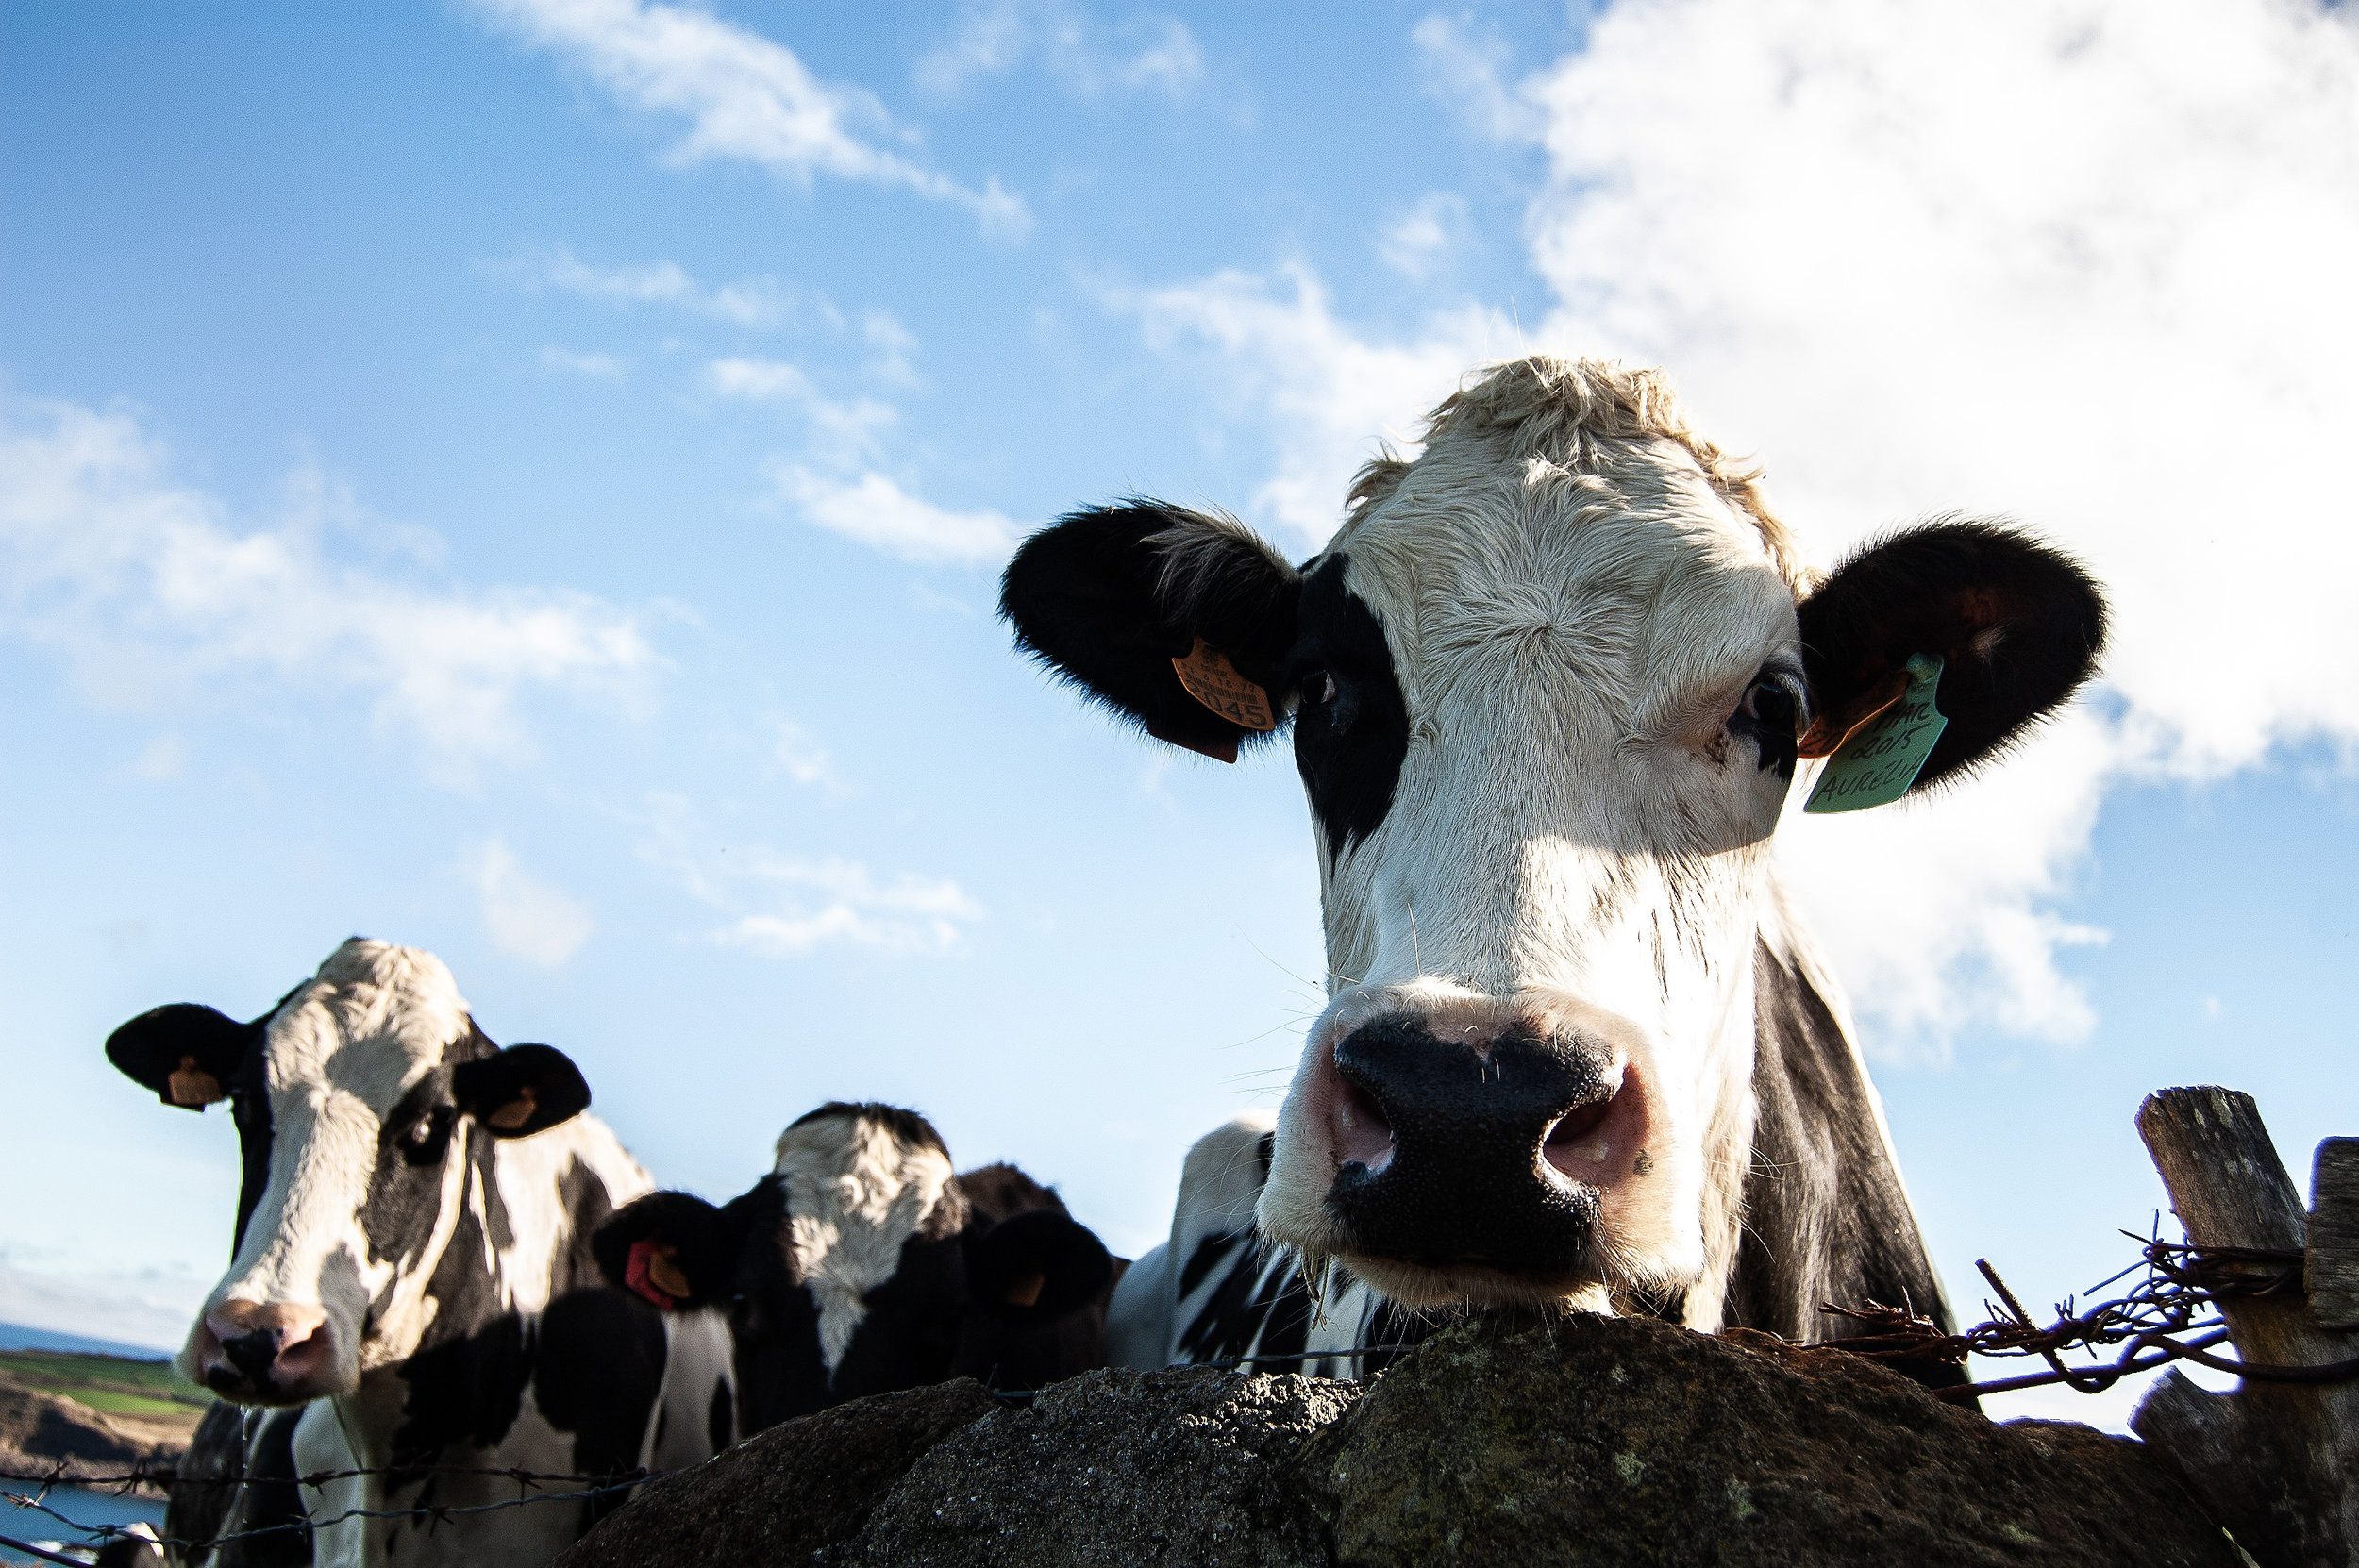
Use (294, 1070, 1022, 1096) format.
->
(1170, 638, 1276, 746)
(167, 1056, 225, 1108)
(645, 1247, 693, 1302)
(1805, 655, 1947, 814)
(485, 1085, 539, 1131)
(1003, 1270, 1047, 1309)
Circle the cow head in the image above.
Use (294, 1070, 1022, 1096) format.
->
(107, 938, 591, 1402)
(1000, 356, 2104, 1313)
(595, 1109, 1113, 1416)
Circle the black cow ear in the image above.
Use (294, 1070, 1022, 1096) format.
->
(963, 1209, 1114, 1322)
(106, 1004, 262, 1111)
(593, 1189, 754, 1311)
(452, 1043, 590, 1138)
(1797, 520, 2107, 792)
(1000, 501, 1303, 764)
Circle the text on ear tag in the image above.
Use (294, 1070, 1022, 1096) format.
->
(1804, 655, 1948, 814)
(168, 1056, 225, 1108)
(485, 1085, 538, 1131)
(1172, 639, 1277, 734)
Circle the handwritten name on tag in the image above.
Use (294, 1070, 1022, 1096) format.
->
(1804, 654, 1947, 814)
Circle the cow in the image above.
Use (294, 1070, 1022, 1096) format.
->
(104, 938, 736, 1567)
(999, 355, 2107, 1391)
(591, 1102, 1116, 1430)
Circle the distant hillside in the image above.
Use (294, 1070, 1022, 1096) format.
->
(0, 1347, 206, 1474)
(0, 1322, 176, 1359)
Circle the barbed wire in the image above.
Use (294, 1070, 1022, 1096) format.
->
(1821, 1228, 2359, 1404)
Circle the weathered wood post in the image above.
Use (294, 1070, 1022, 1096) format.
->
(2131, 1089, 2357, 1567)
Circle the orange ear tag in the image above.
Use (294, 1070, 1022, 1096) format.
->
(485, 1085, 539, 1131)
(1003, 1270, 1047, 1309)
(1167, 638, 1277, 765)
(168, 1056, 225, 1108)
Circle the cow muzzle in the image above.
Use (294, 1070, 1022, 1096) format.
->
(189, 1300, 338, 1404)
(1314, 1009, 1650, 1282)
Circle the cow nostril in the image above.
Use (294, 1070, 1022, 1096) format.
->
(220, 1329, 280, 1381)
(1543, 1097, 1615, 1171)
(1331, 1076, 1395, 1171)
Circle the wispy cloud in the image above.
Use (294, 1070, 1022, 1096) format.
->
(706, 357, 897, 456)
(770, 465, 1023, 568)
(470, 0, 1029, 238)
(493, 247, 795, 326)
(0, 396, 658, 783)
(1378, 192, 1468, 280)
(637, 795, 983, 957)
(1411, 14, 1542, 143)
(540, 345, 629, 379)
(917, 1, 1206, 101)
(1117, 261, 1510, 552)
(467, 838, 596, 965)
(771, 717, 850, 794)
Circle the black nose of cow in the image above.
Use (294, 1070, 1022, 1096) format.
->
(219, 1328, 285, 1385)
(1326, 1014, 1616, 1274)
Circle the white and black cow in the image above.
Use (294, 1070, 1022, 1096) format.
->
(106, 938, 736, 1566)
(593, 1102, 1116, 1428)
(1000, 356, 2107, 1391)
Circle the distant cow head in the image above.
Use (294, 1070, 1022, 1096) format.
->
(594, 1105, 1113, 1425)
(107, 938, 591, 1402)
(1000, 356, 2104, 1313)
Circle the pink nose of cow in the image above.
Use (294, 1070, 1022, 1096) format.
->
(196, 1301, 333, 1400)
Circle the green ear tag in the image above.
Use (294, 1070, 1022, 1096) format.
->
(1803, 654, 1947, 815)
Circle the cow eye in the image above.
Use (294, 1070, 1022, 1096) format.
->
(1301, 669, 1339, 707)
(1737, 677, 1799, 732)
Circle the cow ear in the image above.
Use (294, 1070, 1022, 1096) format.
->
(1797, 520, 2106, 792)
(963, 1209, 1114, 1322)
(106, 1004, 262, 1111)
(593, 1190, 750, 1311)
(1000, 501, 1303, 764)
(452, 1043, 590, 1138)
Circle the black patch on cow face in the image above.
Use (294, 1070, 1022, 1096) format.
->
(828, 1228, 966, 1402)
(1727, 669, 1802, 782)
(362, 1074, 467, 1272)
(228, 1053, 276, 1260)
(533, 1284, 667, 1510)
(1290, 555, 1410, 854)
(1798, 519, 2106, 791)
(384, 1197, 529, 1473)
(999, 501, 1303, 761)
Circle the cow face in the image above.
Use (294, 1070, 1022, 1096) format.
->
(596, 1110, 1113, 1422)
(1000, 356, 2104, 1313)
(107, 938, 591, 1403)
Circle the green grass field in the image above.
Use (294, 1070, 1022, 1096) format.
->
(0, 1348, 209, 1420)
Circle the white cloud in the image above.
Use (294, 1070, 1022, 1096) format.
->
(917, 2, 1205, 100)
(471, 0, 1029, 238)
(1118, 262, 1513, 552)
(0, 1250, 206, 1353)
(541, 344, 629, 379)
(0, 396, 658, 782)
(772, 718, 849, 793)
(1379, 192, 1467, 279)
(129, 732, 185, 783)
(771, 464, 1023, 567)
(861, 309, 922, 385)
(496, 247, 794, 326)
(1412, 14, 1543, 142)
(707, 357, 897, 455)
(1128, 0, 2359, 1052)
(636, 796, 983, 957)
(467, 838, 596, 965)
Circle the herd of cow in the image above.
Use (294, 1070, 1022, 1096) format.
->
(94, 357, 2109, 1566)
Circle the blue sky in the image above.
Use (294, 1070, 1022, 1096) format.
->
(4, 0, 2352, 1430)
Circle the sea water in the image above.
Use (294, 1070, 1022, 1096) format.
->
(0, 1484, 167, 1565)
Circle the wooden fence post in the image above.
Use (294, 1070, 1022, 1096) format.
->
(2130, 1088, 2357, 1567)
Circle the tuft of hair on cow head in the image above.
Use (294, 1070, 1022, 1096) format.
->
(450, 1043, 592, 1139)
(999, 500, 1303, 763)
(1796, 519, 2108, 791)
(105, 1003, 266, 1111)
(592, 1184, 772, 1313)
(962, 1209, 1114, 1323)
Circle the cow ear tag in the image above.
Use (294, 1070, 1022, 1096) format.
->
(1165, 638, 1276, 764)
(168, 1056, 226, 1109)
(484, 1085, 538, 1131)
(1804, 655, 1948, 815)
(625, 1237, 689, 1309)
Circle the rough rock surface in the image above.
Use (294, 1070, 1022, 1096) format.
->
(0, 1380, 182, 1474)
(557, 1379, 997, 1568)
(560, 1314, 2245, 1567)
(825, 1367, 1356, 1566)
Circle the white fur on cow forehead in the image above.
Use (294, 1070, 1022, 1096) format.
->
(261, 937, 475, 1108)
(772, 1108, 959, 1374)
(1342, 357, 1810, 595)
